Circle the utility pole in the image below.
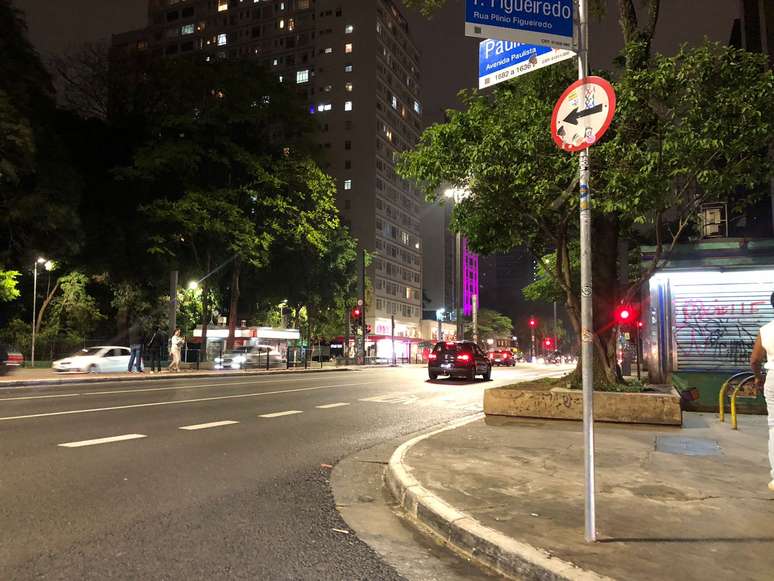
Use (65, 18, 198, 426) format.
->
(472, 294, 479, 344)
(358, 249, 366, 364)
(553, 300, 558, 352)
(577, 0, 596, 543)
(391, 315, 396, 366)
(345, 306, 351, 366)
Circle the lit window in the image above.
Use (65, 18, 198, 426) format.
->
(218, 0, 228, 11)
(324, 47, 333, 54)
(344, 179, 352, 190)
(272, 58, 279, 66)
(297, 0, 310, 8)
(345, 24, 354, 34)
(391, 95, 397, 109)
(344, 43, 353, 53)
(217, 33, 227, 46)
(344, 64, 352, 72)
(317, 103, 332, 112)
(296, 69, 309, 84)
(288, 18, 295, 31)
(344, 101, 352, 111)
(279, 19, 285, 29)
(345, 82, 353, 92)
(181, 24, 194, 35)
(414, 100, 421, 114)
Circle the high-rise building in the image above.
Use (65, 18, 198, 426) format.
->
(112, 0, 425, 345)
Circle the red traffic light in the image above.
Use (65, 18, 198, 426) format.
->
(529, 317, 537, 328)
(544, 337, 553, 348)
(614, 305, 636, 325)
(352, 307, 361, 318)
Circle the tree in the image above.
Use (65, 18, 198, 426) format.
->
(399, 44, 773, 385)
(467, 308, 513, 343)
(49, 41, 111, 120)
(0, 269, 20, 302)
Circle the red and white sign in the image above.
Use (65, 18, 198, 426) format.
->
(551, 76, 616, 153)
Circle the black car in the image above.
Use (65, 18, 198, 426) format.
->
(428, 341, 492, 381)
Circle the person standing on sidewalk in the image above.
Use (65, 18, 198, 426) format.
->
(168, 328, 185, 372)
(145, 326, 166, 374)
(750, 293, 774, 492)
(128, 322, 145, 373)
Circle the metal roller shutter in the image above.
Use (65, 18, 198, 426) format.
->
(672, 274, 774, 372)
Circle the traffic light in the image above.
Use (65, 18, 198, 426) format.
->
(614, 305, 636, 325)
(352, 307, 362, 320)
(544, 337, 553, 349)
(529, 317, 537, 328)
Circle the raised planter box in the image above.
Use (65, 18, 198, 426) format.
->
(484, 385, 682, 426)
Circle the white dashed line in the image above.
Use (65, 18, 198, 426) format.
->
(0, 380, 383, 422)
(259, 410, 303, 418)
(0, 393, 82, 401)
(58, 434, 147, 448)
(315, 403, 350, 409)
(179, 420, 239, 430)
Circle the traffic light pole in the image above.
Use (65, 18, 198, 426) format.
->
(577, 0, 597, 543)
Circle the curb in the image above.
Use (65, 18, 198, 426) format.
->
(385, 414, 614, 581)
(0, 366, 353, 389)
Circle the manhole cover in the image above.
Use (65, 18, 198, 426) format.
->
(655, 436, 721, 456)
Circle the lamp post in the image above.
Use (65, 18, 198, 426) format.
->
(435, 308, 445, 341)
(31, 257, 48, 367)
(444, 187, 470, 341)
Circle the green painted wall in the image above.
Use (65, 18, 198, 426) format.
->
(673, 371, 766, 414)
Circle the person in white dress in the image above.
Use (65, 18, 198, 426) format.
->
(169, 328, 185, 372)
(750, 300, 774, 492)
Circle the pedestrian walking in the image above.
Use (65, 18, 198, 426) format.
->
(169, 328, 185, 372)
(145, 326, 166, 373)
(128, 322, 145, 373)
(750, 291, 774, 492)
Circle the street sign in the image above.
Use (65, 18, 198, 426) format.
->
(551, 76, 616, 153)
(465, 0, 575, 51)
(479, 39, 574, 89)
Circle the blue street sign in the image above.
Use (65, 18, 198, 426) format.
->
(478, 39, 574, 88)
(465, 0, 575, 50)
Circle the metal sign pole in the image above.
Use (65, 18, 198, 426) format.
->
(577, 0, 596, 543)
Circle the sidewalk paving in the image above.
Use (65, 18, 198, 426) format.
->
(388, 412, 774, 581)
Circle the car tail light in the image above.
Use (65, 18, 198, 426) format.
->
(456, 354, 470, 362)
(428, 353, 437, 360)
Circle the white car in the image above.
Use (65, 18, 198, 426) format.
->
(214, 344, 285, 370)
(52, 346, 131, 373)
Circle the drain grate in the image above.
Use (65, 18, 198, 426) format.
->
(655, 436, 721, 456)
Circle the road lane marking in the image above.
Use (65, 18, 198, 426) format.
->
(58, 434, 147, 448)
(179, 420, 239, 430)
(315, 403, 350, 409)
(0, 393, 82, 401)
(0, 380, 383, 422)
(259, 410, 303, 418)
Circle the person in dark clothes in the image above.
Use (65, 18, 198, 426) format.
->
(128, 322, 145, 373)
(145, 326, 167, 373)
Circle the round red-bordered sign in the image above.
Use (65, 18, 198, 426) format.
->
(551, 76, 616, 153)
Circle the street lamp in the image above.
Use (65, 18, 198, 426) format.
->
(188, 280, 199, 290)
(435, 308, 445, 341)
(31, 257, 48, 367)
(444, 186, 470, 340)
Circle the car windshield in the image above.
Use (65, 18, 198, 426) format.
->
(73, 347, 103, 357)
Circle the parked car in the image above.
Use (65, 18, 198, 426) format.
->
(214, 344, 285, 370)
(52, 346, 131, 373)
(487, 349, 515, 366)
(428, 341, 492, 381)
(0, 343, 23, 375)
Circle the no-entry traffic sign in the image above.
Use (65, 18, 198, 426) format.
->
(551, 76, 615, 152)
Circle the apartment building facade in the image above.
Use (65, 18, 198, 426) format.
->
(112, 0, 425, 341)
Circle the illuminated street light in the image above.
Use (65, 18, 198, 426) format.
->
(188, 281, 199, 290)
(31, 257, 49, 367)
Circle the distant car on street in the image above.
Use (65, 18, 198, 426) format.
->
(52, 346, 131, 373)
(428, 340, 492, 381)
(214, 344, 285, 370)
(0, 343, 23, 375)
(487, 349, 515, 367)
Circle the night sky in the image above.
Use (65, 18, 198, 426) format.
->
(14, 0, 739, 123)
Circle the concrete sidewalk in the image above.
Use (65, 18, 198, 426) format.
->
(388, 412, 774, 581)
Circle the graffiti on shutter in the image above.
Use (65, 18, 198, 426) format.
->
(673, 282, 770, 371)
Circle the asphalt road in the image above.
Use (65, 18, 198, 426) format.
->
(0, 364, 567, 580)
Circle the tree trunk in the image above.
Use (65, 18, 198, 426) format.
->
(226, 258, 241, 350)
(35, 281, 60, 336)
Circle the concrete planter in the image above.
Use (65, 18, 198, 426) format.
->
(484, 385, 682, 426)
